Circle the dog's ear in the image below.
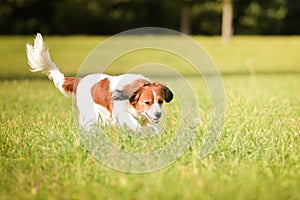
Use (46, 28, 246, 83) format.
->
(129, 89, 142, 106)
(161, 85, 173, 103)
(112, 79, 150, 101)
(153, 82, 173, 103)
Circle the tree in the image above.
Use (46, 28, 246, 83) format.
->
(180, 0, 191, 34)
(221, 0, 233, 43)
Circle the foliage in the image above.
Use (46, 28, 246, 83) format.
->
(236, 0, 288, 34)
(0, 0, 299, 35)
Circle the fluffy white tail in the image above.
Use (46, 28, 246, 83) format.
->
(26, 33, 67, 96)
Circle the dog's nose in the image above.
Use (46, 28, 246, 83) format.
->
(155, 111, 162, 119)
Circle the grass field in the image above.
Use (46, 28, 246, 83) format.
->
(0, 35, 300, 199)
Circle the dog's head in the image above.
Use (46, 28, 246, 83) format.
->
(129, 82, 173, 124)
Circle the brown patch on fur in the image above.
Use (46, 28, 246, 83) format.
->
(130, 82, 173, 110)
(62, 77, 81, 94)
(91, 78, 113, 116)
(130, 86, 154, 111)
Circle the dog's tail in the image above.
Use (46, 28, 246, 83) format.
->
(26, 33, 80, 96)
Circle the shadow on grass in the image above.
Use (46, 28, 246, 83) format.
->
(1, 70, 300, 81)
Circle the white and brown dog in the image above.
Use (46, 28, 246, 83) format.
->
(26, 33, 173, 132)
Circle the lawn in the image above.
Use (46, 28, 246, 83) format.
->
(0, 35, 299, 199)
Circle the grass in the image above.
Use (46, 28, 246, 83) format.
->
(1, 35, 300, 78)
(0, 35, 300, 199)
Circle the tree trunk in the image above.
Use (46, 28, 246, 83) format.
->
(180, 2, 191, 35)
(221, 0, 233, 43)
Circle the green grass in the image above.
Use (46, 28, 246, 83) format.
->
(1, 35, 300, 78)
(0, 36, 300, 199)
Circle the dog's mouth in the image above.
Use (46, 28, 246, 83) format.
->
(145, 113, 159, 124)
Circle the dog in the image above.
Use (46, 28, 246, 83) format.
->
(26, 33, 173, 132)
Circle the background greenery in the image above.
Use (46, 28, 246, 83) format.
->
(0, 0, 299, 35)
(0, 36, 299, 199)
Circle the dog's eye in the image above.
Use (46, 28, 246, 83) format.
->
(158, 99, 164, 104)
(144, 101, 150, 105)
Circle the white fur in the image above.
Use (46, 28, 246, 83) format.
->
(146, 90, 162, 122)
(75, 73, 150, 131)
(26, 33, 66, 96)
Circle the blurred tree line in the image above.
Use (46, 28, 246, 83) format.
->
(0, 0, 299, 35)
